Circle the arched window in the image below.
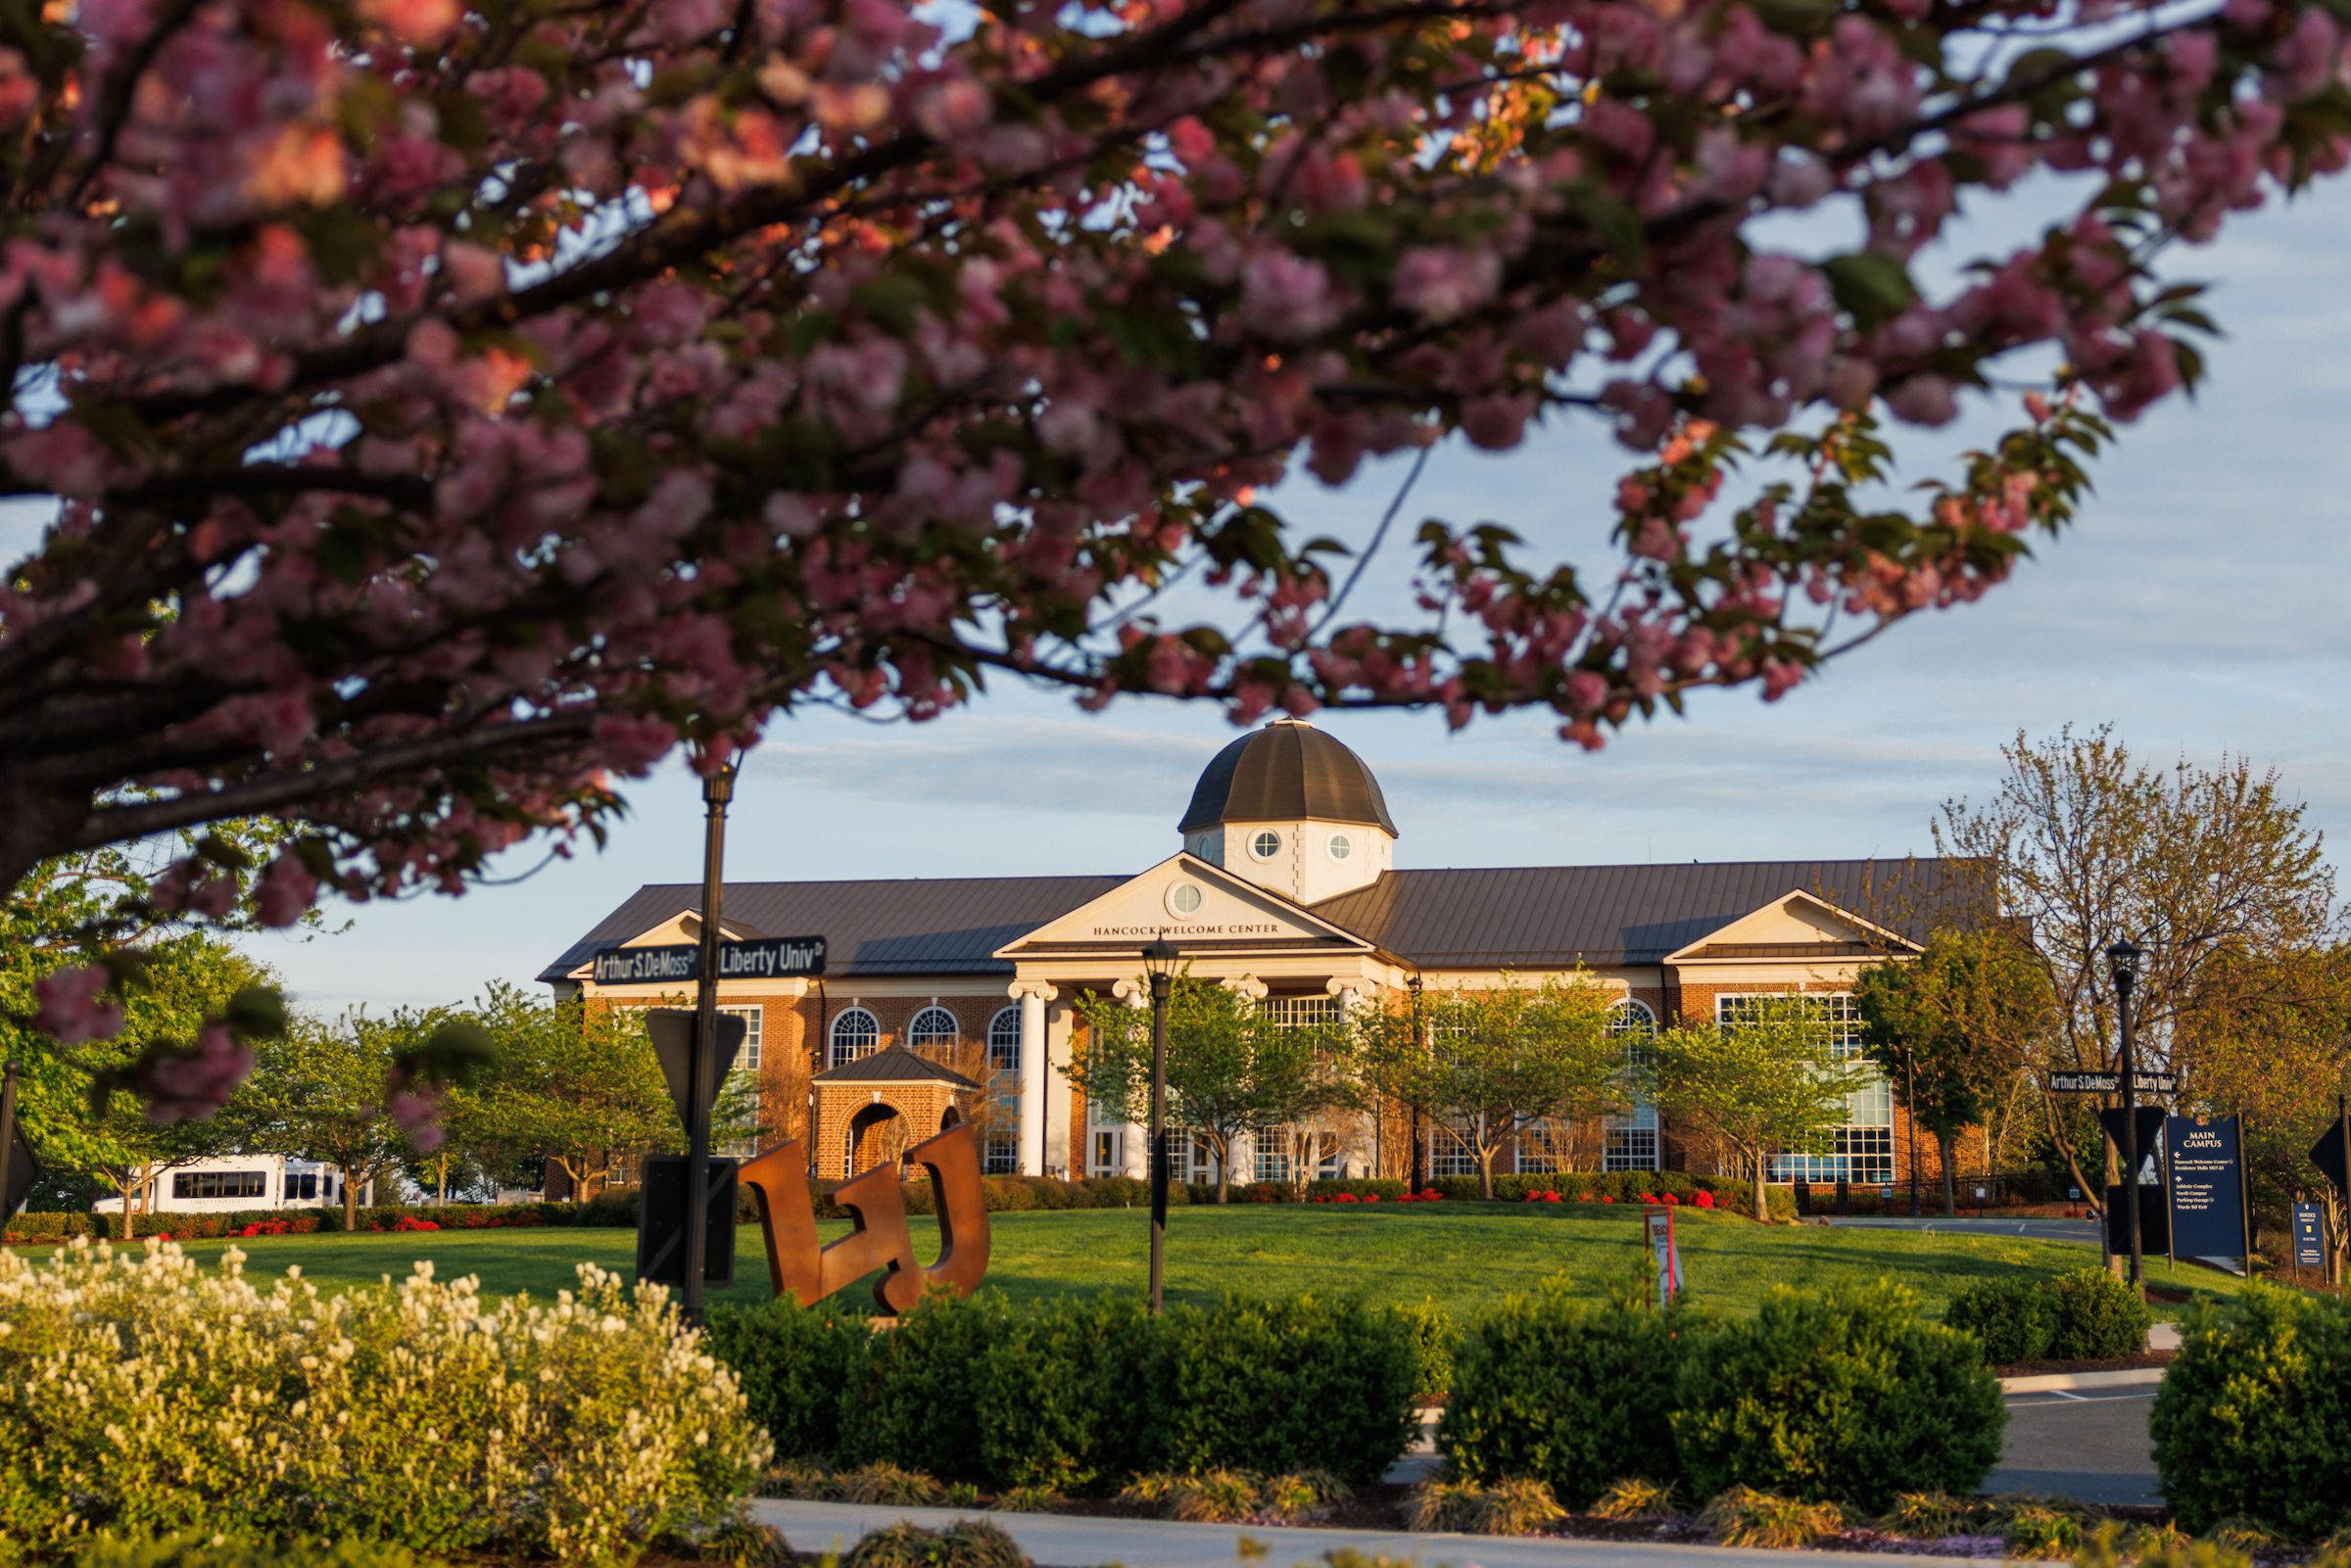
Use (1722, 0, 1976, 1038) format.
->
(1607, 998, 1659, 1061)
(985, 1006, 1022, 1073)
(908, 1006, 959, 1053)
(829, 1006, 880, 1069)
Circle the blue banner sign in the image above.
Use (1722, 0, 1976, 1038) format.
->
(2164, 1116, 2246, 1259)
(2294, 1203, 2327, 1269)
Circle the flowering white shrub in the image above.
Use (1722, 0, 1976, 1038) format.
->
(0, 1240, 771, 1563)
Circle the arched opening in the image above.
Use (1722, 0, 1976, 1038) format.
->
(846, 1103, 906, 1177)
(940, 1106, 962, 1133)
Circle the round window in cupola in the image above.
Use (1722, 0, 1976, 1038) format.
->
(1250, 830, 1282, 861)
(1327, 832, 1354, 863)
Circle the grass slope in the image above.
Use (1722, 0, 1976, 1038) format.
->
(15, 1203, 2255, 1319)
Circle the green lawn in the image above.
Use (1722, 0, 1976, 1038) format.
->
(19, 1203, 2258, 1320)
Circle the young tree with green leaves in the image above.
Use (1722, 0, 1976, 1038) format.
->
(1365, 973, 1618, 1200)
(1936, 725, 2335, 1219)
(1074, 976, 1357, 1204)
(1641, 996, 1870, 1222)
(244, 1010, 452, 1229)
(443, 987, 680, 1202)
(1856, 929, 2057, 1216)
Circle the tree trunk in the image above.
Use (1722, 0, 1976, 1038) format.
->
(343, 1169, 361, 1231)
(113, 1169, 139, 1240)
(1751, 1149, 1769, 1222)
(1478, 1148, 1496, 1201)
(1937, 1129, 1959, 1216)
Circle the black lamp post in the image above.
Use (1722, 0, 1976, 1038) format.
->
(2107, 935, 2145, 1294)
(1141, 935, 1179, 1315)
(683, 746, 741, 1324)
(1406, 974, 1425, 1194)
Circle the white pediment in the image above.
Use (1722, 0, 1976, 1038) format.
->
(1664, 890, 1918, 963)
(994, 854, 1373, 958)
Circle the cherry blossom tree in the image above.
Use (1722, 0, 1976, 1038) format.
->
(5, 0, 2347, 1115)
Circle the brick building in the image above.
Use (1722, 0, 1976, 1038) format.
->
(541, 719, 1978, 1191)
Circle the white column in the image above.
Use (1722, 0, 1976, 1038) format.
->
(1009, 981, 1053, 1177)
(1113, 981, 1148, 1179)
(1045, 1002, 1075, 1176)
(1330, 980, 1367, 1176)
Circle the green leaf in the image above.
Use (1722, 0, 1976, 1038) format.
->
(223, 984, 290, 1041)
(1821, 253, 1919, 328)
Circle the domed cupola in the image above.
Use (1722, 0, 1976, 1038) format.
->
(1177, 718, 1396, 902)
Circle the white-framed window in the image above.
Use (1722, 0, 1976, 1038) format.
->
(719, 1004, 763, 1074)
(1265, 995, 1336, 1029)
(1427, 1122, 1479, 1178)
(1166, 881, 1205, 918)
(1254, 1126, 1290, 1184)
(1327, 832, 1354, 862)
(1250, 829, 1282, 860)
(1717, 992, 1894, 1183)
(908, 1005, 959, 1054)
(986, 1006, 1023, 1072)
(829, 1006, 880, 1069)
(1090, 1128, 1123, 1175)
(1515, 1124, 1567, 1174)
(1605, 997, 1661, 1171)
(172, 1170, 266, 1201)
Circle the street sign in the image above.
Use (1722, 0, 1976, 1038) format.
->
(2050, 1069, 2178, 1095)
(636, 1155, 740, 1287)
(2098, 1106, 2166, 1182)
(591, 934, 828, 986)
(1645, 1207, 1683, 1306)
(2293, 1202, 2328, 1268)
(647, 1009, 748, 1127)
(2165, 1116, 2246, 1259)
(2313, 1122, 2349, 1200)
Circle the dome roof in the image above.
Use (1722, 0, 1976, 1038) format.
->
(1178, 719, 1399, 837)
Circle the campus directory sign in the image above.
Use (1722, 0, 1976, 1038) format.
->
(2294, 1203, 2328, 1269)
(2164, 1115, 2247, 1260)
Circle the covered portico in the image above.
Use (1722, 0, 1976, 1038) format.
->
(992, 851, 1403, 1180)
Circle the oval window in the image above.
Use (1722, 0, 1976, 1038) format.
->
(1328, 832, 1353, 863)
(1167, 882, 1205, 918)
(1251, 830, 1281, 860)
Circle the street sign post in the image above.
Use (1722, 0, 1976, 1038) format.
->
(1645, 1207, 1683, 1307)
(2049, 1069, 2178, 1095)
(2099, 1106, 2166, 1181)
(2165, 1115, 2249, 1269)
(646, 1008, 748, 1129)
(637, 1154, 741, 1288)
(591, 935, 827, 986)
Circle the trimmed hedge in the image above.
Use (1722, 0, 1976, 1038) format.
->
(1943, 1268, 2149, 1364)
(1671, 1280, 2005, 1511)
(2152, 1287, 2351, 1539)
(710, 1288, 1419, 1493)
(60, 1539, 428, 1568)
(1437, 1278, 1684, 1506)
(9, 1165, 1793, 1244)
(1944, 1276, 2059, 1364)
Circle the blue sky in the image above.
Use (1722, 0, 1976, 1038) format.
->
(218, 178, 2351, 1012)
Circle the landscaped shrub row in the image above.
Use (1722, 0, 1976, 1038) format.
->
(2153, 1286, 2351, 1540)
(1943, 1267, 2152, 1363)
(706, 1288, 1421, 1493)
(1186, 1170, 1793, 1215)
(0, 1241, 768, 1560)
(1438, 1277, 2004, 1511)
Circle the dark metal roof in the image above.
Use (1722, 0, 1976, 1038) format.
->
(813, 1045, 982, 1087)
(1178, 719, 1399, 836)
(1306, 860, 1972, 969)
(538, 875, 1124, 982)
(545, 859, 1977, 983)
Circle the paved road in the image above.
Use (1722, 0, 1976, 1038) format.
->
(753, 1499, 1959, 1568)
(1816, 1214, 2103, 1245)
(1988, 1387, 2161, 1506)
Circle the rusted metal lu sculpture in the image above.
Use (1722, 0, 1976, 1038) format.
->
(739, 1120, 991, 1314)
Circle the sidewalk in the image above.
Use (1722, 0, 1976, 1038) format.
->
(751, 1499, 1959, 1568)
